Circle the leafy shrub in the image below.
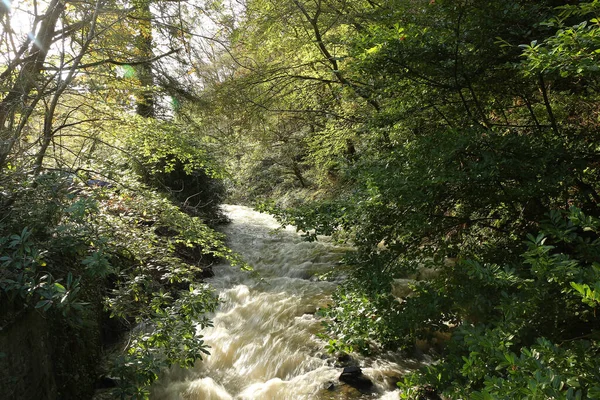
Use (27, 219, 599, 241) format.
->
(396, 207, 600, 398)
(0, 169, 245, 398)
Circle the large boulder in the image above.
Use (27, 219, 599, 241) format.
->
(338, 366, 373, 391)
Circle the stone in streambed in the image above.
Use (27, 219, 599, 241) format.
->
(338, 366, 373, 391)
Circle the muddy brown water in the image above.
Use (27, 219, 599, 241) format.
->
(152, 205, 421, 400)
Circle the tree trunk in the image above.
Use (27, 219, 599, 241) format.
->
(135, 1, 155, 118)
(0, 0, 65, 169)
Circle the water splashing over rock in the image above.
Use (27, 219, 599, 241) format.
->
(152, 205, 419, 399)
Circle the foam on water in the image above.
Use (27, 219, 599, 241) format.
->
(152, 205, 417, 399)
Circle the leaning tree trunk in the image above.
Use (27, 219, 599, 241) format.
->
(0, 0, 65, 169)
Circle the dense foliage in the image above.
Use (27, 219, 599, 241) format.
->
(0, 167, 240, 397)
(197, 0, 600, 398)
(0, 0, 244, 398)
(3, 0, 600, 398)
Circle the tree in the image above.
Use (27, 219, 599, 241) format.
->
(212, 0, 600, 397)
(0, 0, 65, 168)
(0, 1, 243, 397)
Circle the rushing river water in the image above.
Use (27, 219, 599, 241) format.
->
(152, 205, 420, 400)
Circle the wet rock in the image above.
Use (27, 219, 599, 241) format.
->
(302, 305, 317, 315)
(380, 370, 403, 390)
(324, 381, 335, 391)
(338, 366, 373, 391)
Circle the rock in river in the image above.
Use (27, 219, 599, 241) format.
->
(338, 366, 373, 391)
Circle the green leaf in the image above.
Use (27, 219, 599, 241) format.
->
(53, 282, 66, 293)
(35, 299, 52, 309)
(570, 282, 586, 294)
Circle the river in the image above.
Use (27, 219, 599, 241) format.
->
(152, 205, 420, 400)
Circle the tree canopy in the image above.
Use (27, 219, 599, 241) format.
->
(1, 0, 600, 398)
(204, 0, 600, 398)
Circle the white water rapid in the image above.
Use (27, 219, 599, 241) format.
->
(152, 205, 419, 400)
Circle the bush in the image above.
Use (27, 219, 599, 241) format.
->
(0, 169, 245, 398)
(396, 207, 600, 398)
